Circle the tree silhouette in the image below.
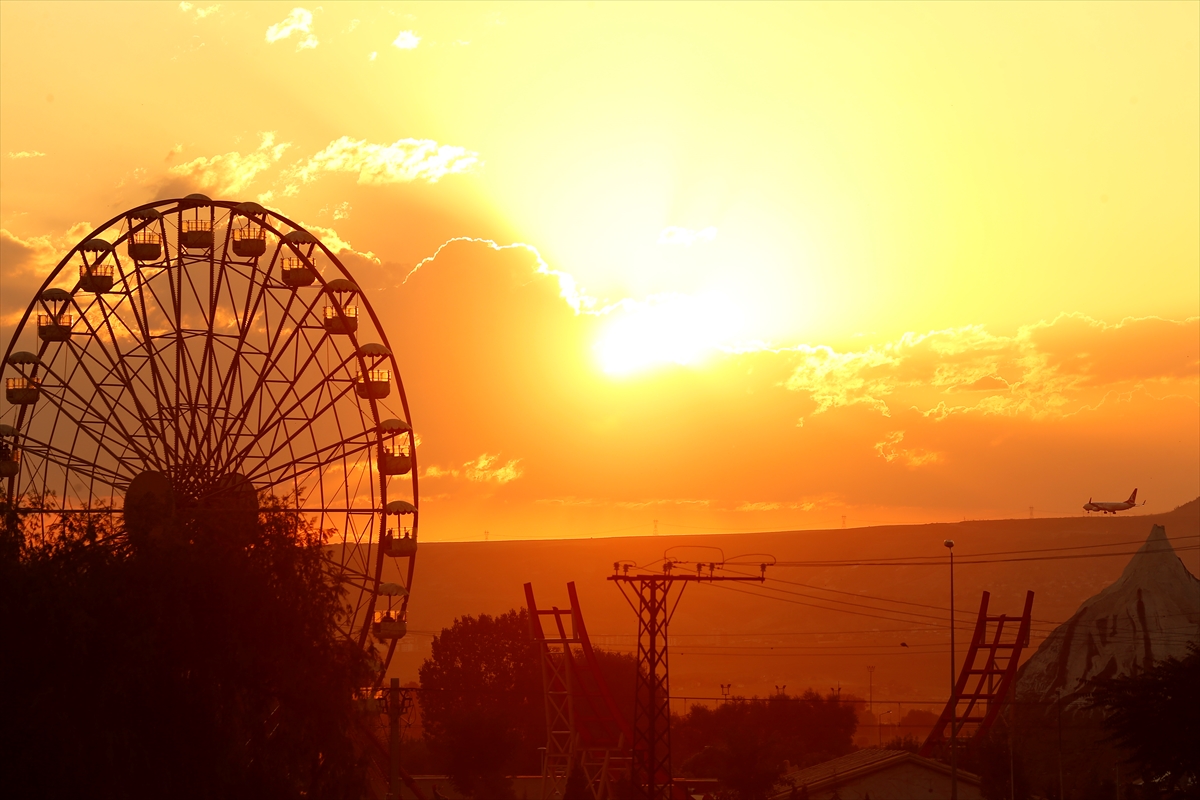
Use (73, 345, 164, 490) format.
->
(0, 493, 372, 799)
(675, 691, 857, 800)
(417, 608, 543, 798)
(1089, 643, 1200, 798)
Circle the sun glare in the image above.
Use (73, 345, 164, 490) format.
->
(593, 293, 746, 376)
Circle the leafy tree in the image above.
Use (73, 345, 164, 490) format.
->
(1089, 643, 1200, 799)
(0, 493, 372, 799)
(882, 735, 921, 752)
(417, 607, 637, 798)
(675, 691, 857, 800)
(418, 608, 544, 798)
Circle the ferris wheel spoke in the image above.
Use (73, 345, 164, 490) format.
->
(225, 347, 361, 474)
(217, 288, 326, 460)
(241, 432, 375, 488)
(56, 317, 167, 467)
(231, 379, 371, 482)
(18, 434, 139, 492)
(198, 257, 288, 469)
(125, 263, 184, 424)
(33, 349, 161, 473)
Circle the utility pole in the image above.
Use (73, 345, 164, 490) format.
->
(944, 539, 957, 800)
(386, 677, 401, 800)
(1008, 687, 1016, 800)
(720, 683, 731, 704)
(610, 560, 767, 800)
(1057, 693, 1065, 800)
(867, 666, 875, 747)
(653, 519, 658, 536)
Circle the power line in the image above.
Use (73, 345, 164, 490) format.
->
(767, 544, 1199, 568)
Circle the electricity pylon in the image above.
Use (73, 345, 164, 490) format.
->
(609, 560, 767, 800)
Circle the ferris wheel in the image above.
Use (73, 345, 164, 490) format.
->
(0, 194, 418, 676)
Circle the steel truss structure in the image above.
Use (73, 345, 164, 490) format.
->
(920, 590, 1035, 758)
(0, 195, 418, 680)
(609, 564, 765, 800)
(527, 582, 633, 800)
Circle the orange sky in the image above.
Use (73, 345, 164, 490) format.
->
(2, 1, 1197, 540)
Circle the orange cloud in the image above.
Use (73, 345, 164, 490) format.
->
(167, 132, 290, 196)
(463, 454, 523, 484)
(873, 431, 942, 468)
(266, 8, 317, 49)
(284, 137, 481, 193)
(782, 315, 1199, 421)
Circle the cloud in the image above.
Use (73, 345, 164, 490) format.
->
(402, 237, 594, 315)
(295, 222, 379, 264)
(7, 151, 46, 159)
(421, 454, 524, 484)
(167, 132, 291, 195)
(782, 314, 1200, 421)
(873, 431, 942, 467)
(463, 454, 523, 484)
(536, 496, 713, 509)
(0, 223, 96, 330)
(658, 226, 718, 246)
(392, 30, 420, 50)
(178, 1, 220, 19)
(285, 136, 480, 192)
(319, 201, 352, 220)
(422, 465, 460, 479)
(736, 501, 817, 512)
(265, 8, 317, 49)
(784, 344, 896, 415)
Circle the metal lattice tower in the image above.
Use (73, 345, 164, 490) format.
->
(920, 590, 1035, 758)
(609, 561, 765, 800)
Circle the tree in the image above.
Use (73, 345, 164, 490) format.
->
(418, 608, 544, 798)
(0, 493, 372, 799)
(1089, 643, 1200, 799)
(675, 691, 857, 800)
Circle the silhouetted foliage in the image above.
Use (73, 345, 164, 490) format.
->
(418, 608, 543, 798)
(959, 717, 1031, 800)
(592, 646, 638, 731)
(674, 691, 857, 800)
(0, 494, 372, 799)
(881, 734, 921, 752)
(1089, 643, 1200, 799)
(416, 607, 637, 798)
(563, 765, 590, 800)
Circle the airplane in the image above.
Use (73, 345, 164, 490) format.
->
(1083, 489, 1144, 515)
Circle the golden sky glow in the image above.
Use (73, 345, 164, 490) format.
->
(1, 1, 1197, 539)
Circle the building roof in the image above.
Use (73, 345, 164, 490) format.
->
(774, 749, 981, 798)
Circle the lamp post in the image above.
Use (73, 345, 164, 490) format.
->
(944, 539, 957, 800)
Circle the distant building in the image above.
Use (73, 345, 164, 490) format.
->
(771, 749, 983, 800)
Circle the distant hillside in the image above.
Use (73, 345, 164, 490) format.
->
(384, 500, 1200, 716)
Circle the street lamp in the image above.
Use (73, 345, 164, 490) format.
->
(945, 539, 957, 800)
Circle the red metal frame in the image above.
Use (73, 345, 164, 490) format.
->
(920, 590, 1035, 757)
(527, 582, 633, 800)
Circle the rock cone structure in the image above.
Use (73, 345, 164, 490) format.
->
(1015, 524, 1200, 709)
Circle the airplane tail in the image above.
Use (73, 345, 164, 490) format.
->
(1127, 489, 1137, 504)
